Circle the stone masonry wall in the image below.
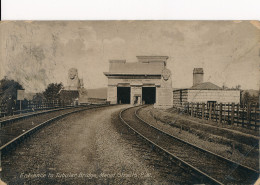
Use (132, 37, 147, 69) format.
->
(187, 90, 240, 104)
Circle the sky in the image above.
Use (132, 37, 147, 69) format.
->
(0, 21, 259, 93)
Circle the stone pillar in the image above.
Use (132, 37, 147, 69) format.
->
(130, 86, 142, 105)
(107, 85, 117, 104)
(154, 87, 173, 109)
(154, 68, 173, 109)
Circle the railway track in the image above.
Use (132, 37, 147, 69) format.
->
(0, 105, 80, 127)
(0, 104, 111, 153)
(119, 106, 259, 185)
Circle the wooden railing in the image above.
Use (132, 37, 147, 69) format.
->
(0, 100, 74, 117)
(176, 102, 259, 130)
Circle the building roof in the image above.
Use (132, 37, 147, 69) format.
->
(105, 61, 164, 75)
(190, 82, 222, 90)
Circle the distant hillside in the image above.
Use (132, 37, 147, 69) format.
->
(87, 87, 107, 99)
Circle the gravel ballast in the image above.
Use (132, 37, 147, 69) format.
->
(2, 105, 169, 184)
(138, 106, 259, 171)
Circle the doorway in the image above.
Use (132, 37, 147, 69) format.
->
(142, 87, 156, 104)
(117, 87, 130, 104)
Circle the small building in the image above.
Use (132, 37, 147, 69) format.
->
(104, 56, 173, 108)
(173, 68, 240, 107)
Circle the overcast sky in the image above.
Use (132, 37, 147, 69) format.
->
(0, 21, 259, 92)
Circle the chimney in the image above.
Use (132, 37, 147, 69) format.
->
(193, 68, 204, 86)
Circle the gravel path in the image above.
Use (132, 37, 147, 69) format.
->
(2, 105, 165, 184)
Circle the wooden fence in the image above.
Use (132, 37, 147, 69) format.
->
(0, 99, 75, 117)
(177, 102, 260, 130)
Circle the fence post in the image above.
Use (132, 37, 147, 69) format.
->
(194, 103, 197, 117)
(255, 103, 258, 131)
(202, 103, 205, 120)
(209, 102, 212, 121)
(247, 103, 251, 129)
(191, 103, 194, 117)
(242, 104, 245, 127)
(227, 104, 230, 124)
(231, 103, 235, 126)
(196, 103, 199, 117)
(219, 103, 222, 125)
(216, 104, 218, 121)
(236, 104, 239, 126)
(213, 103, 216, 121)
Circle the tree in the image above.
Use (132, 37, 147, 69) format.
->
(33, 93, 46, 101)
(235, 85, 241, 90)
(242, 91, 259, 105)
(0, 77, 24, 104)
(242, 91, 250, 104)
(43, 83, 63, 101)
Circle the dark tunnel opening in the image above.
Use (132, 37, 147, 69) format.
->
(142, 87, 156, 104)
(117, 87, 130, 104)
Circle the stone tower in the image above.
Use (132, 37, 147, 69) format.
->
(193, 68, 204, 86)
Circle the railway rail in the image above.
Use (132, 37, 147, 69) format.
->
(0, 105, 81, 127)
(0, 104, 111, 153)
(119, 106, 259, 185)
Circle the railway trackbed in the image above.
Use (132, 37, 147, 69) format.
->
(0, 104, 110, 153)
(119, 106, 259, 185)
(0, 105, 82, 127)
